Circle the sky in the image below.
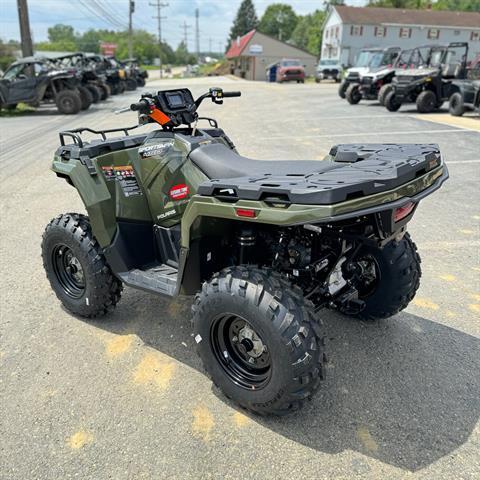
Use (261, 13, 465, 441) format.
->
(0, 0, 366, 52)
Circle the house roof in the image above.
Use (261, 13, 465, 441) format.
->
(225, 29, 256, 59)
(334, 6, 480, 29)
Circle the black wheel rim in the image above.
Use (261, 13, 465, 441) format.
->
(52, 244, 85, 299)
(210, 314, 271, 390)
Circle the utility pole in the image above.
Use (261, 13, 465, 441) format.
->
(150, 0, 168, 78)
(17, 0, 33, 57)
(180, 21, 192, 50)
(128, 0, 135, 59)
(194, 8, 200, 62)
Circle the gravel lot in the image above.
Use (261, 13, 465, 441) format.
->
(1, 76, 479, 480)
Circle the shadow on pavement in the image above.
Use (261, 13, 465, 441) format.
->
(87, 289, 480, 472)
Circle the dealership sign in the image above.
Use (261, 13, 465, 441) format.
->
(249, 44, 263, 55)
(100, 42, 118, 55)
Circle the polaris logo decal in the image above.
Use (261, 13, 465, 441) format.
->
(169, 184, 189, 200)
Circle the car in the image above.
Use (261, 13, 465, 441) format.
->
(385, 42, 470, 113)
(315, 59, 342, 83)
(338, 46, 400, 99)
(0, 57, 85, 114)
(276, 59, 305, 83)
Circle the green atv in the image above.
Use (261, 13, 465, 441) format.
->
(42, 87, 448, 415)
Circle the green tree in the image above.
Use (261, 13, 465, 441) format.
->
(258, 4, 298, 41)
(432, 0, 480, 10)
(290, 10, 325, 56)
(0, 39, 17, 70)
(47, 24, 76, 43)
(174, 41, 196, 65)
(228, 0, 259, 45)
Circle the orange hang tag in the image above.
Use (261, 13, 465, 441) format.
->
(149, 107, 171, 126)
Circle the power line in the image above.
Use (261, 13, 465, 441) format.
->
(77, 0, 127, 30)
(180, 20, 192, 50)
(150, 0, 168, 77)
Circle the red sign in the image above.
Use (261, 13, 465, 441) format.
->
(169, 184, 189, 200)
(100, 42, 117, 56)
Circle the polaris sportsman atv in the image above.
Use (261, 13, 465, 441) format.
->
(338, 46, 400, 99)
(42, 87, 448, 415)
(385, 42, 469, 113)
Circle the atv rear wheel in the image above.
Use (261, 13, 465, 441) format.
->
(77, 86, 93, 110)
(449, 92, 465, 116)
(346, 83, 362, 104)
(378, 84, 393, 106)
(192, 266, 325, 416)
(42, 213, 123, 318)
(416, 90, 437, 113)
(341, 233, 421, 320)
(384, 91, 402, 112)
(98, 83, 110, 100)
(55, 89, 81, 114)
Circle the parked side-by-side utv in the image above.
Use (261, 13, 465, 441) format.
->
(384, 42, 469, 113)
(0, 57, 85, 114)
(122, 58, 149, 87)
(338, 46, 400, 99)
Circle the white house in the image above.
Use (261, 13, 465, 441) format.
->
(322, 6, 480, 66)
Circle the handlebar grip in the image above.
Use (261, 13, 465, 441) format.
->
(130, 99, 150, 112)
(223, 91, 241, 98)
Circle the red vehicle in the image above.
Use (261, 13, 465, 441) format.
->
(276, 59, 305, 83)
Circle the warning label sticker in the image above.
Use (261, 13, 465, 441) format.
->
(101, 166, 142, 197)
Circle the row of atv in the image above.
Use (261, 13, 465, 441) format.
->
(0, 53, 148, 115)
(339, 42, 479, 117)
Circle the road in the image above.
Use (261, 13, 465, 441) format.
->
(1, 77, 479, 480)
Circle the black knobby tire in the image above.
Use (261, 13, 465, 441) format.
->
(384, 91, 402, 112)
(136, 77, 146, 87)
(55, 89, 81, 114)
(338, 81, 348, 99)
(86, 84, 101, 103)
(416, 90, 437, 113)
(343, 233, 421, 321)
(192, 266, 325, 416)
(449, 92, 465, 116)
(98, 82, 110, 100)
(126, 78, 137, 91)
(42, 213, 123, 318)
(118, 81, 126, 94)
(346, 83, 362, 104)
(378, 84, 393, 106)
(77, 86, 93, 110)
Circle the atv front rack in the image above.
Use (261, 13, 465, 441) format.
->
(59, 124, 140, 148)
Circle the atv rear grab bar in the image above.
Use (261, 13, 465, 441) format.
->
(59, 124, 140, 147)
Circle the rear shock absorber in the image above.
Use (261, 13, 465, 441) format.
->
(237, 227, 256, 265)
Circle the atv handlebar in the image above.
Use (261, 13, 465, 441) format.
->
(130, 99, 151, 113)
(223, 91, 241, 98)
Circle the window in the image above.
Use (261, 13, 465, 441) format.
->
(325, 29, 329, 38)
(375, 26, 386, 37)
(471, 31, 480, 41)
(350, 25, 363, 36)
(454, 30, 461, 36)
(428, 28, 440, 39)
(399, 27, 411, 39)
(335, 26, 339, 38)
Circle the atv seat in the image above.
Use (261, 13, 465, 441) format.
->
(189, 143, 334, 179)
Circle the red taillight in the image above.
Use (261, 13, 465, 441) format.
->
(236, 208, 256, 218)
(394, 202, 415, 222)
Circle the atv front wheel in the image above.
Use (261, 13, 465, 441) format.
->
(416, 90, 437, 113)
(86, 84, 101, 103)
(192, 266, 325, 416)
(55, 90, 81, 114)
(341, 233, 421, 320)
(77, 86, 93, 110)
(378, 84, 393, 106)
(346, 83, 362, 104)
(42, 213, 123, 318)
(384, 91, 402, 112)
(449, 92, 465, 116)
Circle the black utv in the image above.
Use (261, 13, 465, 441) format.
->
(86, 54, 126, 95)
(385, 42, 469, 113)
(0, 57, 86, 114)
(122, 58, 148, 87)
(107, 56, 138, 91)
(449, 79, 480, 116)
(51, 53, 111, 103)
(346, 45, 439, 106)
(338, 46, 400, 99)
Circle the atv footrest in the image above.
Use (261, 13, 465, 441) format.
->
(118, 264, 178, 296)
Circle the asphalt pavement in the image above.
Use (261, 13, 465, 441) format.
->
(1, 76, 479, 480)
